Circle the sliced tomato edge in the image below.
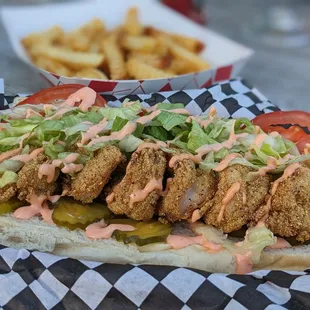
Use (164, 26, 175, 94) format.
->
(16, 84, 106, 107)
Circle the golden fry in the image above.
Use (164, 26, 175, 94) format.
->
(169, 33, 205, 53)
(102, 38, 127, 80)
(166, 39, 210, 71)
(22, 26, 64, 49)
(87, 41, 101, 53)
(123, 7, 143, 36)
(74, 68, 108, 80)
(168, 58, 195, 75)
(127, 58, 174, 79)
(122, 35, 157, 53)
(63, 18, 106, 52)
(34, 56, 72, 77)
(129, 52, 170, 69)
(146, 27, 204, 53)
(21, 7, 211, 80)
(31, 45, 104, 70)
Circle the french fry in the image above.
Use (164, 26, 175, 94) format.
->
(88, 41, 101, 53)
(168, 58, 195, 75)
(164, 38, 210, 72)
(123, 7, 143, 36)
(146, 27, 204, 53)
(64, 18, 106, 52)
(74, 68, 108, 80)
(21, 7, 211, 81)
(102, 38, 127, 80)
(106, 26, 124, 42)
(22, 26, 64, 49)
(31, 45, 104, 70)
(34, 56, 72, 77)
(168, 33, 205, 53)
(129, 52, 170, 69)
(154, 35, 170, 56)
(122, 35, 157, 53)
(65, 33, 90, 52)
(127, 58, 174, 79)
(82, 18, 106, 39)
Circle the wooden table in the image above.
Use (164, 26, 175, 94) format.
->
(0, 0, 309, 111)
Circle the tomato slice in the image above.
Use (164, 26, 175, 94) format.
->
(297, 136, 310, 154)
(17, 84, 106, 107)
(269, 125, 307, 143)
(252, 111, 310, 153)
(253, 111, 310, 132)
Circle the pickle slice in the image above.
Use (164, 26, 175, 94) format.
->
(109, 218, 172, 246)
(0, 198, 24, 216)
(52, 197, 111, 230)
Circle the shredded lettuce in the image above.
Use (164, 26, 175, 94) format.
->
(156, 103, 185, 110)
(0, 160, 24, 173)
(155, 111, 188, 131)
(0, 171, 18, 188)
(98, 101, 142, 120)
(112, 117, 128, 132)
(187, 121, 215, 151)
(143, 126, 169, 141)
(43, 137, 65, 160)
(63, 122, 93, 137)
(0, 100, 309, 177)
(119, 135, 143, 152)
(224, 226, 276, 264)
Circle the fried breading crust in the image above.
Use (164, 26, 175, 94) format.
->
(100, 165, 126, 201)
(262, 167, 310, 242)
(203, 164, 270, 233)
(69, 145, 125, 203)
(0, 183, 17, 203)
(107, 148, 166, 221)
(17, 154, 60, 202)
(158, 159, 217, 222)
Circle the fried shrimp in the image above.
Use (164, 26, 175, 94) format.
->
(17, 154, 60, 202)
(261, 166, 310, 242)
(107, 148, 166, 221)
(0, 183, 17, 203)
(203, 164, 270, 233)
(158, 158, 217, 222)
(69, 145, 125, 203)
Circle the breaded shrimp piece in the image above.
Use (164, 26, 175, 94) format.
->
(17, 154, 59, 202)
(107, 148, 166, 221)
(69, 145, 125, 203)
(158, 159, 217, 222)
(203, 164, 270, 233)
(263, 167, 310, 242)
(0, 183, 17, 203)
(100, 166, 126, 201)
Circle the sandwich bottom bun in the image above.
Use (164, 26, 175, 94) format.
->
(0, 214, 310, 273)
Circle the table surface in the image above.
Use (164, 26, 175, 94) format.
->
(0, 0, 309, 111)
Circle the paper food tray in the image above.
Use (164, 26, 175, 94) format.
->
(1, 0, 254, 95)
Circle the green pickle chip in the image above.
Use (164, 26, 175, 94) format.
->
(52, 197, 111, 230)
(0, 198, 24, 215)
(109, 218, 172, 246)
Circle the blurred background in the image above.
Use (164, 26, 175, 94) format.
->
(1, 0, 310, 111)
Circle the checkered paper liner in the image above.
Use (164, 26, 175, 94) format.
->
(1, 78, 309, 310)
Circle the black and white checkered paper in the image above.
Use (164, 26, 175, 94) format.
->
(2, 78, 310, 310)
